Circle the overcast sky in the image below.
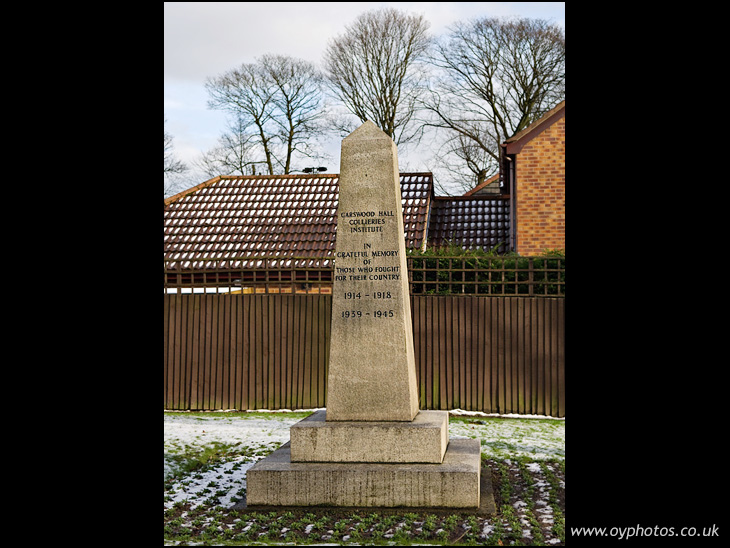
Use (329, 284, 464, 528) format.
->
(164, 2, 565, 195)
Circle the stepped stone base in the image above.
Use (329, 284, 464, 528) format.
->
(246, 438, 481, 508)
(290, 410, 448, 463)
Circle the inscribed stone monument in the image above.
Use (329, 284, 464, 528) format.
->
(326, 120, 419, 422)
(246, 121, 486, 510)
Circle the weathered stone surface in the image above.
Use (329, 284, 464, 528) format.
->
(246, 438, 481, 508)
(290, 410, 448, 463)
(326, 120, 419, 421)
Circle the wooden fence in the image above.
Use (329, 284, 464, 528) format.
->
(164, 294, 564, 417)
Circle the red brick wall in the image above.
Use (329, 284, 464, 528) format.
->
(516, 116, 565, 256)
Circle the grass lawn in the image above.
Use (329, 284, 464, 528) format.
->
(164, 410, 565, 545)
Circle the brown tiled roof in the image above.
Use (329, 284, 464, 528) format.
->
(164, 173, 433, 270)
(427, 196, 511, 252)
(462, 173, 500, 197)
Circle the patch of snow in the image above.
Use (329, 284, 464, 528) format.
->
(164, 456, 255, 510)
(449, 417, 565, 460)
(450, 408, 564, 420)
(164, 412, 298, 471)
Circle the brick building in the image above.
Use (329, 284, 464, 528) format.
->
(500, 100, 565, 256)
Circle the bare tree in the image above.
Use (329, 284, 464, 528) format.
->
(194, 116, 267, 178)
(205, 62, 276, 174)
(431, 132, 497, 195)
(164, 119, 188, 176)
(323, 7, 431, 145)
(421, 16, 565, 190)
(261, 54, 327, 173)
(205, 55, 327, 175)
(164, 119, 191, 198)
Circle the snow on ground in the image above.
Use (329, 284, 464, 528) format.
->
(164, 410, 564, 511)
(164, 411, 314, 510)
(164, 411, 310, 483)
(448, 412, 565, 460)
(164, 413, 303, 457)
(164, 410, 564, 470)
(164, 455, 255, 510)
(164, 410, 565, 545)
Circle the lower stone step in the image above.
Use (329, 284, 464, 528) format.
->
(246, 438, 482, 508)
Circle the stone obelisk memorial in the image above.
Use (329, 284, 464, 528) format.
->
(246, 121, 486, 510)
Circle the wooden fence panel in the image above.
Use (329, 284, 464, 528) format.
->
(163, 294, 171, 408)
(163, 294, 565, 417)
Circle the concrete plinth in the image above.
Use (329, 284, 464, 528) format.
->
(290, 410, 448, 463)
(246, 438, 481, 508)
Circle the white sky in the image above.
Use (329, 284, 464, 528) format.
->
(164, 2, 565, 194)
